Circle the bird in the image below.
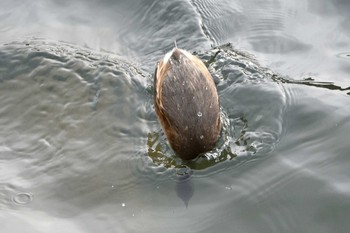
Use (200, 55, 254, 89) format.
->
(154, 47, 221, 160)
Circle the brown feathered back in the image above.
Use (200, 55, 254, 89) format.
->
(154, 48, 221, 160)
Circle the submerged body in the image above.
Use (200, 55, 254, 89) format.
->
(154, 48, 221, 160)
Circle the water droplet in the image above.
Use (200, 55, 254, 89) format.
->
(12, 193, 33, 205)
(205, 86, 208, 90)
(197, 112, 202, 117)
(209, 104, 212, 109)
(121, 203, 126, 207)
(200, 135, 204, 140)
(182, 81, 185, 86)
(184, 126, 188, 131)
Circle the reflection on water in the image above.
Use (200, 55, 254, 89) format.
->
(1, 0, 350, 232)
(272, 75, 350, 95)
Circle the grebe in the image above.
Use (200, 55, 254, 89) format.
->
(154, 48, 221, 160)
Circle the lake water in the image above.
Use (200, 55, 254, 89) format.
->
(1, 0, 350, 232)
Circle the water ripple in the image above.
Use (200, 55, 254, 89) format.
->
(145, 44, 287, 175)
(336, 52, 350, 60)
(190, 0, 245, 46)
(0, 40, 149, 214)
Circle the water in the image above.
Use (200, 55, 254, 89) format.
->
(1, 0, 350, 232)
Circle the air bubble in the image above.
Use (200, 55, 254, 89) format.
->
(12, 192, 33, 205)
(197, 112, 202, 117)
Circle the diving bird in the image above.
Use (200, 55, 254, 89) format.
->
(154, 48, 221, 160)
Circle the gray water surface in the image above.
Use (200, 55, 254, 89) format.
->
(1, 1, 350, 233)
